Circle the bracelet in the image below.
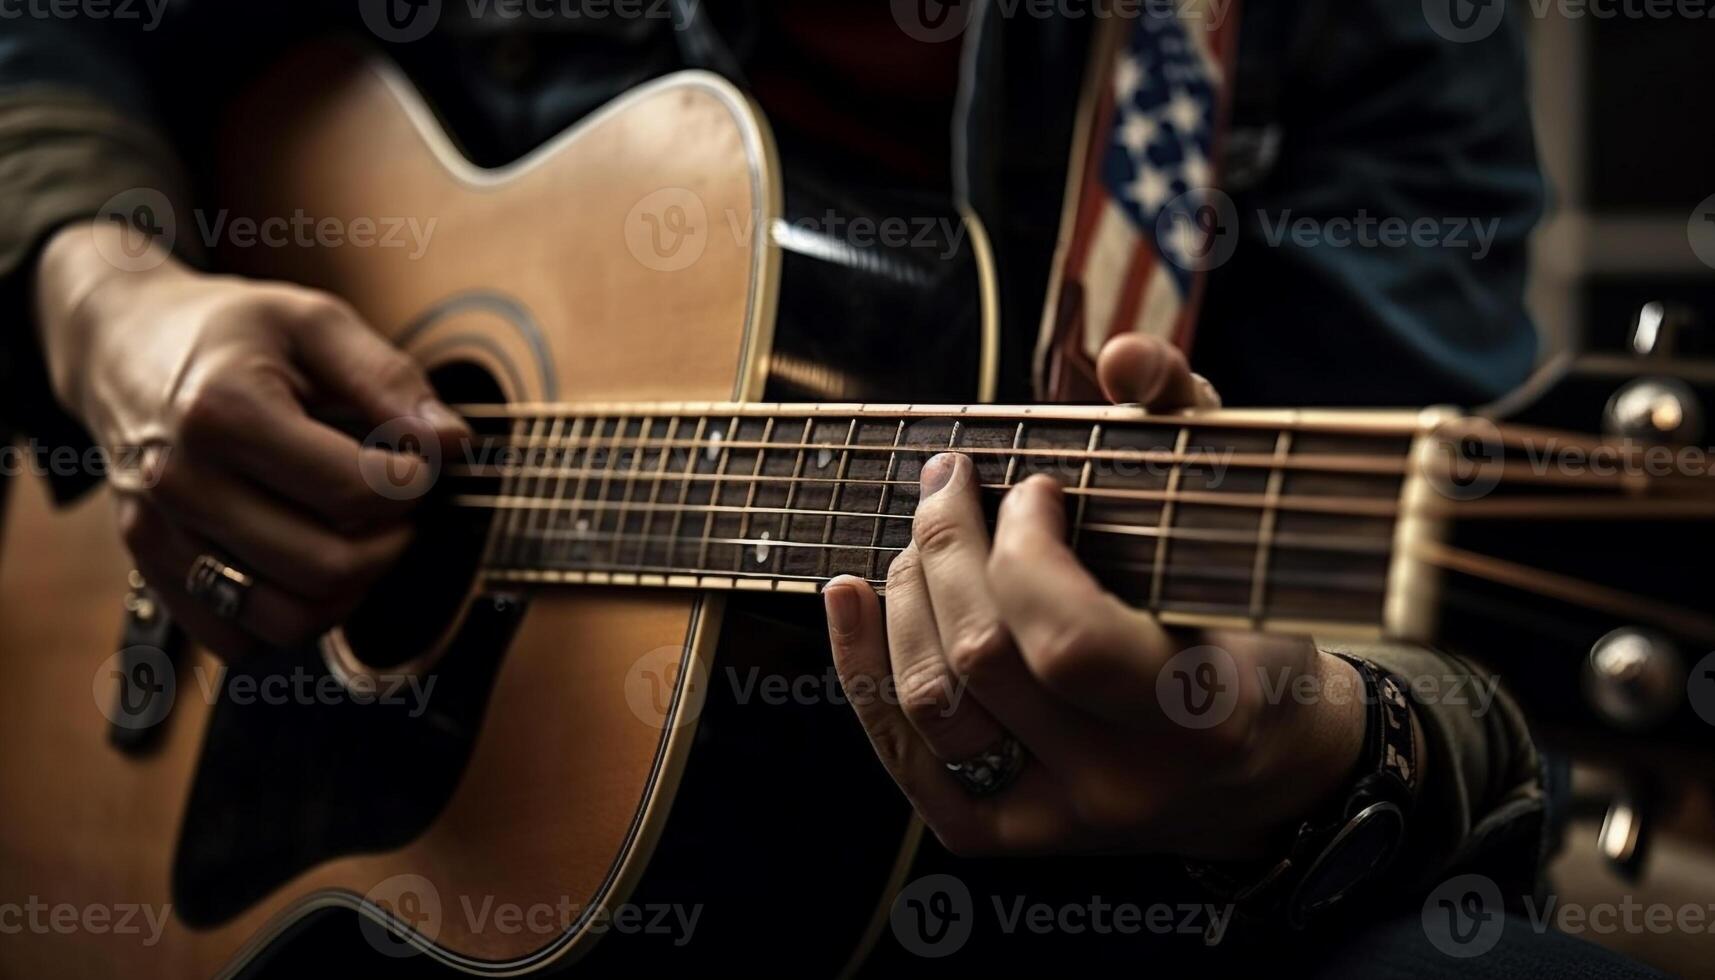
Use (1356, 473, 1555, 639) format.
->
(1185, 654, 1419, 943)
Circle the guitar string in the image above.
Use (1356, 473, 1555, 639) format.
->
(459, 436, 1713, 491)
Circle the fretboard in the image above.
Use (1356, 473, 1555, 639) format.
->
(450, 403, 1430, 637)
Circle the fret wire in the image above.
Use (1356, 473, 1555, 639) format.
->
(502, 413, 550, 568)
(560, 416, 604, 568)
(733, 417, 775, 572)
(545, 415, 586, 568)
(1070, 424, 1102, 551)
(1004, 421, 1026, 489)
(866, 420, 909, 581)
(517, 414, 554, 567)
(1249, 431, 1293, 625)
(596, 417, 628, 552)
(541, 415, 572, 563)
(696, 417, 741, 572)
(774, 418, 816, 577)
(819, 419, 860, 579)
(1150, 426, 1193, 610)
(664, 417, 708, 571)
(610, 416, 653, 565)
(635, 416, 680, 570)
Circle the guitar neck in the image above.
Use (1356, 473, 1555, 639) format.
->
(450, 402, 1448, 641)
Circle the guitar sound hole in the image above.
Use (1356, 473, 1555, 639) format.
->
(341, 362, 504, 670)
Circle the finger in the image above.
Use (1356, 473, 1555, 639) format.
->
(281, 292, 470, 462)
(910, 454, 1104, 768)
(824, 576, 1078, 855)
(880, 543, 1008, 761)
(1096, 333, 1220, 410)
(117, 496, 348, 654)
(148, 456, 412, 604)
(176, 371, 433, 528)
(988, 475, 1177, 725)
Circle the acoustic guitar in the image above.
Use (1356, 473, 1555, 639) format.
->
(0, 42, 1710, 979)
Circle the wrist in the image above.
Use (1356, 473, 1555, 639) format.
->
(1225, 651, 1368, 858)
(33, 222, 191, 420)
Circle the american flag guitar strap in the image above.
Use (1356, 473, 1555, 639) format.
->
(1035, 1, 1241, 402)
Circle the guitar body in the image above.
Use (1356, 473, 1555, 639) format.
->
(0, 45, 952, 977)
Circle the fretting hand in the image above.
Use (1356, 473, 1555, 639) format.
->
(824, 334, 1369, 861)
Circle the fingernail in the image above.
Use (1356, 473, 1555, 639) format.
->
(418, 398, 467, 434)
(824, 584, 858, 636)
(921, 453, 956, 496)
(1193, 374, 1222, 409)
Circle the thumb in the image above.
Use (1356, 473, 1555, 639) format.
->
(1096, 333, 1221, 411)
(287, 297, 471, 459)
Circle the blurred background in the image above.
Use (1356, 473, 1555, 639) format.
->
(1527, 10, 1715, 355)
(1527, 10, 1715, 976)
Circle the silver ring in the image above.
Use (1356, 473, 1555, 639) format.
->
(185, 554, 253, 621)
(945, 736, 1026, 797)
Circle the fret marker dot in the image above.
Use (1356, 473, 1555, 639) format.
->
(706, 429, 723, 462)
(576, 518, 590, 535)
(817, 448, 833, 469)
(754, 531, 771, 566)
